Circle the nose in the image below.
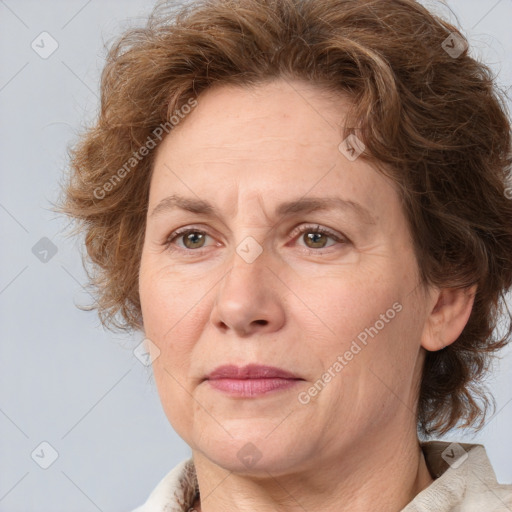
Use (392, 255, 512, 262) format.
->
(209, 248, 286, 337)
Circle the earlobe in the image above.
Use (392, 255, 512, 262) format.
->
(421, 284, 477, 352)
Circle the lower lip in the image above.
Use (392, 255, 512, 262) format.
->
(206, 378, 301, 397)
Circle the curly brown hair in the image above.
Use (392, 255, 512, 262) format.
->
(56, 0, 512, 437)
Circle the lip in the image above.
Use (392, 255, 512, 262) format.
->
(205, 364, 304, 397)
(206, 364, 300, 380)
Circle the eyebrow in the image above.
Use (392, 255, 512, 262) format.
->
(149, 194, 376, 225)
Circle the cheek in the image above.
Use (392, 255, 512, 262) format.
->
(150, 359, 198, 443)
(140, 267, 206, 437)
(140, 282, 201, 372)
(304, 268, 403, 346)
(139, 252, 206, 336)
(336, 286, 425, 412)
(310, 269, 419, 399)
(139, 256, 217, 379)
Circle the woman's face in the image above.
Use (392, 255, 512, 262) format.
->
(139, 79, 433, 475)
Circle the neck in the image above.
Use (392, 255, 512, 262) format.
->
(190, 434, 434, 512)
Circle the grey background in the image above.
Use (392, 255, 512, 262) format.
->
(0, 1, 511, 511)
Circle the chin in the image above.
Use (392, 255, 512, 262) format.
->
(192, 425, 310, 475)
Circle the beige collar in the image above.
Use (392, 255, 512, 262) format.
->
(132, 441, 512, 512)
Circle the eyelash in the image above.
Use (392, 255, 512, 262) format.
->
(163, 224, 348, 257)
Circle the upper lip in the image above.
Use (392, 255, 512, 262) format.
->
(206, 364, 302, 380)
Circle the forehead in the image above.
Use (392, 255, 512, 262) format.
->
(158, 79, 350, 159)
(149, 79, 399, 221)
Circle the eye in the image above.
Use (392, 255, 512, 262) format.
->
(163, 224, 348, 256)
(164, 227, 213, 254)
(290, 224, 348, 253)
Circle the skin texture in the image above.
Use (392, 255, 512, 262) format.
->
(138, 79, 476, 512)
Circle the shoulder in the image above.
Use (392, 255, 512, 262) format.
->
(131, 457, 198, 512)
(403, 441, 512, 512)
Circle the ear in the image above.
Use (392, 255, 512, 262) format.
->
(421, 284, 477, 351)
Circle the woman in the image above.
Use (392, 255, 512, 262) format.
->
(57, 0, 512, 510)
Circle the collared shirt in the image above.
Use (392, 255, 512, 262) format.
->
(132, 441, 512, 512)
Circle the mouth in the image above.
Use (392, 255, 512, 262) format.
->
(204, 364, 304, 397)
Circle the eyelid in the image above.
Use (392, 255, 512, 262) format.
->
(288, 223, 346, 244)
(164, 223, 348, 255)
(163, 225, 219, 254)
